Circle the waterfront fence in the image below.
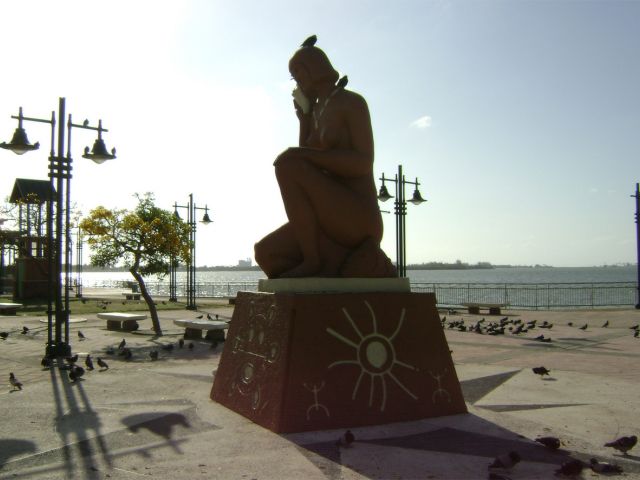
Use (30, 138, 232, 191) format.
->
(411, 282, 638, 309)
(74, 280, 640, 310)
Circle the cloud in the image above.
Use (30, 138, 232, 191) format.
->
(410, 115, 432, 129)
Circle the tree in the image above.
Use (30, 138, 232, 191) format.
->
(80, 193, 191, 335)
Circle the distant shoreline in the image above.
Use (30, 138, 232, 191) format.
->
(78, 262, 636, 273)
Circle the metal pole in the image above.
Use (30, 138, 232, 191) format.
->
(169, 253, 177, 302)
(0, 244, 4, 294)
(186, 193, 197, 310)
(399, 164, 407, 278)
(633, 183, 640, 309)
(394, 171, 401, 277)
(54, 97, 70, 356)
(76, 224, 82, 297)
(64, 112, 74, 346)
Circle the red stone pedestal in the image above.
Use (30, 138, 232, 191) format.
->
(211, 291, 466, 433)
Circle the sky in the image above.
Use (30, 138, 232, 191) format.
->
(0, 0, 638, 268)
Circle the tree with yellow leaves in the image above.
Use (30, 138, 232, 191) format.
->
(80, 193, 190, 335)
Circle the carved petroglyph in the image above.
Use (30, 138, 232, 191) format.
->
(429, 369, 452, 404)
(327, 301, 417, 412)
(304, 381, 330, 420)
(227, 300, 281, 410)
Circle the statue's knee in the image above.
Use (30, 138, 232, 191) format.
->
(275, 156, 304, 181)
(254, 240, 267, 266)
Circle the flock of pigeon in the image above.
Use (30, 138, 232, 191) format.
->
(441, 313, 638, 477)
(486, 434, 636, 478)
(5, 323, 214, 391)
(441, 315, 640, 342)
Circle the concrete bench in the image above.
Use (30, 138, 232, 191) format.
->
(98, 312, 147, 331)
(174, 319, 229, 341)
(0, 303, 23, 316)
(461, 302, 508, 315)
(121, 292, 142, 300)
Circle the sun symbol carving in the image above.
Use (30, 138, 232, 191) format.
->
(326, 301, 418, 412)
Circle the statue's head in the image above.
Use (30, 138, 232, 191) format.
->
(289, 45, 339, 95)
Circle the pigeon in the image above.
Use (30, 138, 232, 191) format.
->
(567, 322, 573, 327)
(178, 338, 184, 348)
(78, 331, 86, 340)
(118, 338, 126, 350)
(301, 34, 317, 48)
(65, 354, 78, 365)
(335, 429, 355, 447)
(105, 347, 115, 355)
(196, 314, 204, 319)
(188, 342, 194, 350)
(579, 324, 588, 331)
(207, 313, 213, 320)
(161, 343, 174, 352)
(589, 458, 623, 474)
(149, 350, 158, 361)
(123, 348, 133, 360)
(634, 330, 639, 338)
(602, 321, 609, 328)
(535, 334, 545, 341)
(1, 331, 9, 339)
(532, 366, 551, 377)
(97, 357, 109, 370)
(9, 372, 22, 390)
(555, 459, 584, 476)
(535, 436, 561, 450)
(630, 324, 639, 331)
(41, 356, 52, 369)
(69, 365, 85, 382)
(21, 326, 29, 335)
(604, 435, 637, 455)
(488, 451, 520, 470)
(210, 340, 218, 350)
(337, 75, 349, 89)
(85, 355, 94, 371)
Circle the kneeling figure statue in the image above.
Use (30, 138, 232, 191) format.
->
(254, 36, 396, 279)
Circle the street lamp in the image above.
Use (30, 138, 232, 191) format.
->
(632, 183, 640, 309)
(378, 164, 426, 278)
(172, 194, 212, 309)
(1, 97, 116, 357)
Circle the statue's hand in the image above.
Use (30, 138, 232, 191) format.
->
(292, 86, 311, 114)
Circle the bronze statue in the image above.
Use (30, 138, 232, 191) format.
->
(254, 36, 396, 279)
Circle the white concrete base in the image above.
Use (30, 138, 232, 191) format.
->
(97, 312, 147, 321)
(0, 302, 23, 308)
(174, 319, 228, 330)
(258, 277, 410, 294)
(39, 317, 87, 324)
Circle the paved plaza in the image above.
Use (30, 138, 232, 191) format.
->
(1, 304, 640, 479)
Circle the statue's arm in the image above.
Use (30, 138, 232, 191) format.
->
(279, 95, 374, 177)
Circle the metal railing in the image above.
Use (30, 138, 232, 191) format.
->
(411, 282, 638, 309)
(72, 280, 640, 310)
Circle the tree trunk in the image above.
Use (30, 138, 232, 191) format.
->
(130, 268, 162, 336)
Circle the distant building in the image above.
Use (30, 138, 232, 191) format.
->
(237, 258, 252, 268)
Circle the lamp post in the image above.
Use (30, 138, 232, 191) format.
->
(632, 183, 640, 309)
(172, 194, 212, 310)
(75, 221, 83, 298)
(377, 164, 427, 278)
(1, 97, 116, 357)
